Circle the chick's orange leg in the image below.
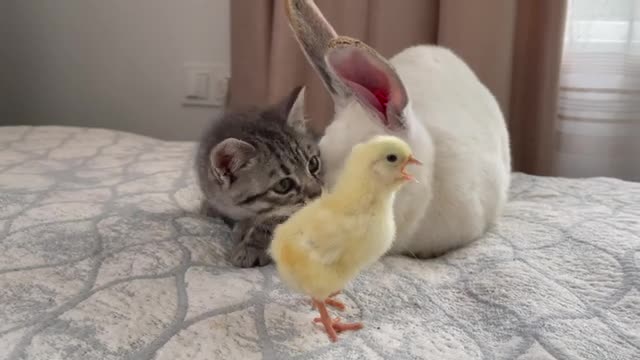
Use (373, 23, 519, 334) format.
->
(312, 299, 338, 342)
(310, 291, 346, 311)
(325, 291, 346, 310)
(325, 298, 346, 311)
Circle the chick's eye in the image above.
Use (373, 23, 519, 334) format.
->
(273, 178, 295, 194)
(386, 154, 398, 163)
(308, 156, 321, 173)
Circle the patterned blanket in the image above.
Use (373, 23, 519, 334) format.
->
(0, 126, 639, 360)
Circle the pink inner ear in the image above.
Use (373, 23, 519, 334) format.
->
(371, 88, 390, 113)
(215, 152, 234, 174)
(329, 49, 392, 121)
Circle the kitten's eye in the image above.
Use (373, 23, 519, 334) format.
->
(386, 154, 398, 163)
(273, 178, 295, 194)
(308, 156, 321, 174)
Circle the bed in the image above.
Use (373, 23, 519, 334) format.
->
(0, 125, 639, 360)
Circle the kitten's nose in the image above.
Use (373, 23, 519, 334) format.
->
(306, 183, 323, 200)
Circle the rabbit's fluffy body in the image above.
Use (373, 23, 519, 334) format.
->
(321, 46, 511, 257)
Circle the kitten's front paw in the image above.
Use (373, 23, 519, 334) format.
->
(230, 243, 272, 268)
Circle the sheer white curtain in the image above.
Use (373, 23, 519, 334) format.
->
(557, 0, 640, 181)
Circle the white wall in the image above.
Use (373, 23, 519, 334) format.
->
(3, 0, 230, 141)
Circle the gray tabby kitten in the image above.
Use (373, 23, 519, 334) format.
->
(196, 86, 323, 267)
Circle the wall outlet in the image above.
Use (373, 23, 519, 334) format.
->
(182, 62, 229, 107)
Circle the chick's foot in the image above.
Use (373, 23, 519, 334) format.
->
(312, 299, 362, 342)
(313, 317, 363, 333)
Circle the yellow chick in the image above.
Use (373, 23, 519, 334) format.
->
(268, 135, 421, 342)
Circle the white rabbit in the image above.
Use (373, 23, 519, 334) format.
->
(285, 0, 511, 258)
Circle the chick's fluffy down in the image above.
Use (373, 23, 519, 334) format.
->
(269, 196, 394, 301)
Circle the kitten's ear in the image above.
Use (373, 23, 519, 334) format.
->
(277, 86, 310, 135)
(286, 86, 308, 133)
(209, 138, 256, 184)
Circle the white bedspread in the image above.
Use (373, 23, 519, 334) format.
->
(0, 126, 639, 359)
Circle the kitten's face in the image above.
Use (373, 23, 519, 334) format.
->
(198, 87, 324, 221)
(228, 133, 323, 216)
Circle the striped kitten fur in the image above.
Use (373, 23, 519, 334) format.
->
(196, 86, 323, 267)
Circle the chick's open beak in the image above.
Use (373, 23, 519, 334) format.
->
(400, 155, 422, 182)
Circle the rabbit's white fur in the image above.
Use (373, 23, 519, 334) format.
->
(320, 45, 511, 257)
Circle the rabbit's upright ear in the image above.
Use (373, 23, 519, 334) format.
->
(326, 39, 409, 131)
(285, 0, 347, 104)
(285, 0, 408, 131)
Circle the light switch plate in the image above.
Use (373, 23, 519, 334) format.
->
(182, 62, 230, 107)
